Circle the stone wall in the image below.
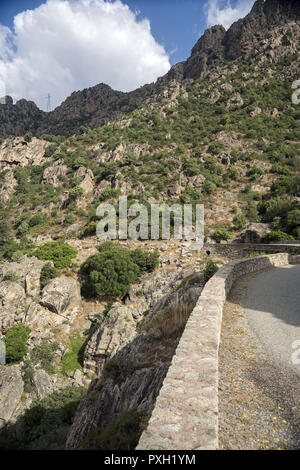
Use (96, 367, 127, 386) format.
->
(137, 253, 290, 450)
(204, 242, 300, 259)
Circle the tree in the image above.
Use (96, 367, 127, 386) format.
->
(5, 324, 31, 363)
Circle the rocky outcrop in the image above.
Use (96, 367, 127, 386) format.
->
(0, 137, 48, 170)
(66, 277, 203, 449)
(0, 171, 17, 205)
(0, 365, 24, 429)
(40, 277, 81, 315)
(42, 162, 68, 187)
(84, 305, 137, 378)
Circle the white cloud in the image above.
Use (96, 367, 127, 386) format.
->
(0, 0, 171, 110)
(205, 0, 255, 30)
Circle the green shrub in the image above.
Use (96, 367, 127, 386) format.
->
(232, 213, 247, 231)
(34, 241, 77, 268)
(212, 227, 232, 243)
(203, 260, 218, 283)
(5, 324, 31, 364)
(81, 409, 149, 450)
(80, 243, 158, 299)
(31, 340, 59, 373)
(80, 249, 140, 298)
(3, 270, 19, 282)
(261, 231, 295, 243)
(24, 132, 33, 143)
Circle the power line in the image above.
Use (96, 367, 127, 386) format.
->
(46, 93, 51, 112)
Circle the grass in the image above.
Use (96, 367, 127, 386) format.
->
(141, 304, 192, 340)
(59, 334, 86, 375)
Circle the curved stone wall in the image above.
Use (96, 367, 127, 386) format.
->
(137, 253, 290, 450)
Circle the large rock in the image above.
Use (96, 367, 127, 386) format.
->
(83, 305, 137, 377)
(0, 171, 17, 205)
(33, 369, 55, 399)
(0, 137, 47, 171)
(40, 277, 81, 315)
(239, 223, 271, 243)
(0, 256, 47, 297)
(0, 365, 24, 429)
(42, 162, 68, 187)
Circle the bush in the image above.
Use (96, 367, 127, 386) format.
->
(31, 340, 59, 373)
(5, 324, 31, 364)
(40, 263, 61, 288)
(80, 249, 140, 298)
(81, 409, 149, 450)
(261, 231, 295, 243)
(3, 270, 19, 282)
(34, 241, 77, 268)
(203, 260, 218, 282)
(232, 213, 247, 231)
(212, 227, 232, 243)
(80, 243, 159, 299)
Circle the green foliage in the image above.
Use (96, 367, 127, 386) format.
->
(232, 213, 246, 231)
(23, 132, 32, 143)
(80, 243, 159, 299)
(80, 249, 139, 298)
(34, 240, 77, 268)
(31, 339, 59, 373)
(5, 386, 85, 449)
(81, 409, 149, 450)
(3, 270, 19, 282)
(63, 214, 75, 227)
(5, 324, 31, 364)
(212, 227, 232, 243)
(21, 360, 35, 393)
(261, 231, 295, 243)
(203, 260, 218, 283)
(59, 335, 86, 375)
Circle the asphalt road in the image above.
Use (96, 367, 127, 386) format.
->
(243, 264, 300, 376)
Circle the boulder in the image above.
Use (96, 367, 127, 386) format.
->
(40, 277, 81, 315)
(0, 365, 23, 428)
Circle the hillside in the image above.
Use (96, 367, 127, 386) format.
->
(0, 0, 299, 138)
(0, 0, 299, 451)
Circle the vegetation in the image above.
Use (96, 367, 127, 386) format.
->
(34, 240, 77, 268)
(59, 334, 86, 375)
(4, 324, 31, 364)
(40, 263, 61, 289)
(80, 242, 159, 299)
(0, 386, 85, 449)
(203, 260, 218, 283)
(81, 409, 149, 450)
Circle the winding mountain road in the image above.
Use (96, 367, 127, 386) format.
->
(243, 264, 300, 376)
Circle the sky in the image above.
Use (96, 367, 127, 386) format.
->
(0, 0, 255, 110)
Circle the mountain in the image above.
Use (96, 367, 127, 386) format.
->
(0, 0, 299, 138)
(0, 0, 299, 451)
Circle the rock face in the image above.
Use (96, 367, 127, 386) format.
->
(0, 137, 48, 170)
(83, 305, 137, 378)
(0, 0, 298, 139)
(66, 279, 203, 450)
(239, 223, 271, 243)
(40, 277, 81, 315)
(0, 365, 24, 429)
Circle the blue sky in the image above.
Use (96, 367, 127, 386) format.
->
(0, 0, 255, 109)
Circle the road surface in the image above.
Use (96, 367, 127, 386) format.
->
(243, 264, 300, 376)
